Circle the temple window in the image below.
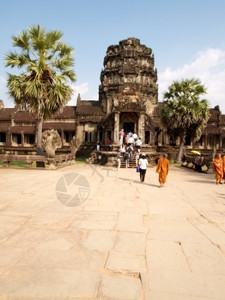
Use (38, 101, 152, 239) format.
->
(107, 131, 112, 139)
(12, 134, 22, 145)
(99, 129, 103, 142)
(64, 131, 74, 144)
(85, 132, 89, 142)
(0, 132, 6, 143)
(185, 135, 191, 146)
(24, 134, 35, 145)
(84, 131, 93, 142)
(145, 131, 150, 144)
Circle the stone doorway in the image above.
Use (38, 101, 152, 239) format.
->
(123, 122, 134, 133)
(120, 112, 138, 134)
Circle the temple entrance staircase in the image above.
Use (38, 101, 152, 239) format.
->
(95, 144, 159, 168)
(120, 153, 137, 169)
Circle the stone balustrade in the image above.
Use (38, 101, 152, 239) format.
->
(0, 153, 75, 169)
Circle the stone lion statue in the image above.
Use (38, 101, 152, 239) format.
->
(41, 129, 62, 158)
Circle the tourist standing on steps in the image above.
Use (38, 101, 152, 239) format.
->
(135, 138, 142, 153)
(139, 153, 148, 182)
(117, 151, 122, 171)
(124, 151, 129, 168)
(127, 144, 133, 162)
(133, 132, 138, 141)
(120, 143, 126, 157)
(128, 134, 134, 146)
(96, 142, 101, 151)
(119, 129, 124, 145)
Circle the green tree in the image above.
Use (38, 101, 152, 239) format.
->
(161, 78, 209, 162)
(5, 25, 76, 151)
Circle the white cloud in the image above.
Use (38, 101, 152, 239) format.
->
(2, 49, 225, 113)
(67, 82, 89, 106)
(0, 76, 13, 108)
(0, 79, 94, 108)
(158, 48, 225, 113)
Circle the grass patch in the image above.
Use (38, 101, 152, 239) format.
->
(9, 161, 27, 168)
(0, 161, 36, 168)
(75, 157, 86, 163)
(169, 160, 181, 167)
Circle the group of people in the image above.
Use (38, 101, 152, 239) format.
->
(116, 129, 170, 187)
(213, 153, 225, 184)
(98, 129, 170, 187)
(117, 129, 143, 169)
(194, 153, 204, 173)
(119, 129, 142, 150)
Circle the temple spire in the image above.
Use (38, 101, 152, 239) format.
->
(76, 93, 81, 106)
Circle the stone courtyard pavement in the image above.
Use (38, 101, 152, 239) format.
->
(0, 163, 225, 300)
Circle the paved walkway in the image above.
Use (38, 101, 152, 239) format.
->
(0, 163, 225, 299)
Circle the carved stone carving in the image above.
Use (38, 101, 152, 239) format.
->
(42, 129, 62, 158)
(99, 37, 158, 114)
(0, 100, 4, 109)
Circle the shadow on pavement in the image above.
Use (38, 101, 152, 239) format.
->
(118, 176, 159, 188)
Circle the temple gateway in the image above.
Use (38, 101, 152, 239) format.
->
(0, 37, 225, 164)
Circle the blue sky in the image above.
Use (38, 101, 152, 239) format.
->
(1, 0, 225, 112)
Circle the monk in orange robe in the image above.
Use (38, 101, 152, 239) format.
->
(156, 153, 169, 187)
(222, 154, 225, 182)
(213, 153, 223, 184)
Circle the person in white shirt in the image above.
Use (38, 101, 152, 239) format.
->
(139, 153, 148, 182)
(96, 142, 101, 151)
(128, 135, 134, 145)
(135, 138, 142, 153)
(133, 132, 138, 141)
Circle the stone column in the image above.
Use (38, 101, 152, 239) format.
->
(97, 130, 100, 143)
(158, 131, 163, 146)
(6, 132, 11, 146)
(61, 129, 64, 146)
(219, 134, 223, 149)
(21, 131, 24, 146)
(163, 130, 169, 145)
(150, 128, 155, 145)
(204, 134, 208, 149)
(113, 112, 120, 144)
(138, 113, 145, 141)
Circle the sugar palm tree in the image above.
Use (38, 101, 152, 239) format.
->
(5, 25, 76, 151)
(161, 78, 209, 162)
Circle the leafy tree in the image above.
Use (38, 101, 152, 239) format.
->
(161, 78, 209, 162)
(5, 25, 76, 151)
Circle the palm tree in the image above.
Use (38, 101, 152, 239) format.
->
(5, 25, 76, 152)
(161, 78, 209, 162)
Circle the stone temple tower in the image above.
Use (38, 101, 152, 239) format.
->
(98, 37, 159, 144)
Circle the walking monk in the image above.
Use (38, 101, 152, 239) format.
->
(213, 153, 223, 184)
(222, 154, 225, 183)
(156, 153, 169, 187)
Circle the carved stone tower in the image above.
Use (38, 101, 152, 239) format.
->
(99, 37, 159, 144)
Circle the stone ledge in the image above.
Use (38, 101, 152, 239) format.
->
(0, 153, 74, 169)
